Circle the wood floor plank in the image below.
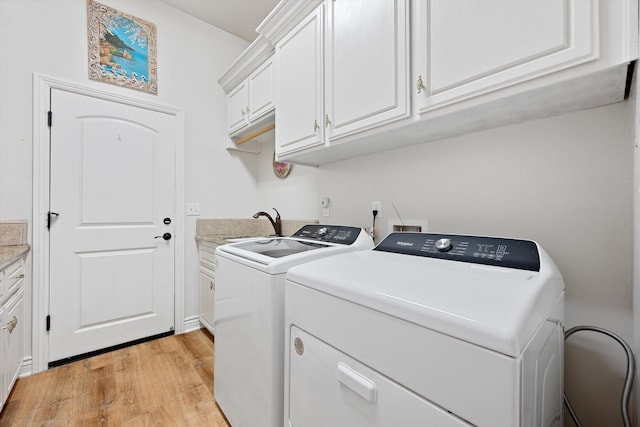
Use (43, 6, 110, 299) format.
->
(0, 329, 229, 427)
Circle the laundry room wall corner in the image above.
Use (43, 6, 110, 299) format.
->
(0, 0, 251, 374)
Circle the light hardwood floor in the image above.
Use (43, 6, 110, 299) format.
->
(0, 329, 230, 426)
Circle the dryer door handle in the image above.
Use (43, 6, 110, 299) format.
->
(337, 362, 377, 403)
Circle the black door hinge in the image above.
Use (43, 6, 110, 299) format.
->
(47, 211, 59, 230)
(46, 315, 51, 331)
(47, 111, 52, 127)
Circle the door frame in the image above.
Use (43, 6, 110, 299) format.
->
(32, 73, 186, 373)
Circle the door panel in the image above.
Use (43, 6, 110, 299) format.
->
(48, 88, 176, 363)
(81, 118, 155, 223)
(78, 249, 154, 325)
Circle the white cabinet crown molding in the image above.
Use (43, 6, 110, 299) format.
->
(218, 35, 274, 93)
(257, 0, 324, 45)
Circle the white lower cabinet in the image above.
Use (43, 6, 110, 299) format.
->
(199, 269, 215, 334)
(198, 242, 217, 334)
(0, 256, 25, 413)
(1, 289, 24, 409)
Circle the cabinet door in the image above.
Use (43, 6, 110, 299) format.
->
(248, 58, 274, 122)
(325, 0, 409, 141)
(227, 80, 249, 134)
(199, 269, 215, 334)
(275, 4, 325, 157)
(415, 0, 597, 112)
(2, 289, 23, 406)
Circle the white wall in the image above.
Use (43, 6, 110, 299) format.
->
(256, 101, 633, 426)
(0, 0, 253, 360)
(253, 144, 319, 221)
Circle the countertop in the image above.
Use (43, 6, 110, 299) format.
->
(195, 234, 266, 246)
(195, 218, 319, 246)
(0, 245, 29, 267)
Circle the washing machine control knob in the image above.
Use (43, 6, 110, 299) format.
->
(435, 238, 453, 252)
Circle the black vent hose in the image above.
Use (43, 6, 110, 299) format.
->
(563, 325, 635, 427)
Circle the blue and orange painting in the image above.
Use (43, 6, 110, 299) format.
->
(99, 15, 149, 82)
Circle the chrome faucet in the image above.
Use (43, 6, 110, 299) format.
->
(252, 208, 282, 236)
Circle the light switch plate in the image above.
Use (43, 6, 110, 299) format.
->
(186, 202, 200, 216)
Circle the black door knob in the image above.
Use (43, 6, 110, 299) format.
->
(154, 233, 172, 240)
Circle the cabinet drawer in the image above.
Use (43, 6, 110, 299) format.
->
(199, 243, 218, 271)
(5, 259, 24, 297)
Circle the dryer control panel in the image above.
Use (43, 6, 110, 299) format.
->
(374, 232, 540, 271)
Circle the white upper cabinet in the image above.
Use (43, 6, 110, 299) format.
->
(227, 58, 275, 135)
(275, 5, 325, 156)
(226, 57, 274, 140)
(227, 79, 250, 134)
(325, 0, 409, 141)
(248, 58, 276, 123)
(219, 36, 275, 153)
(274, 0, 410, 159)
(255, 0, 636, 165)
(415, 0, 598, 112)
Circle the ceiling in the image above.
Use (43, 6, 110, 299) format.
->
(158, 0, 280, 42)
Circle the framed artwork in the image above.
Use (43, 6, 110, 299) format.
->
(87, 0, 158, 94)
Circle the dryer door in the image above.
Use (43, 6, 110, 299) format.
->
(287, 326, 471, 427)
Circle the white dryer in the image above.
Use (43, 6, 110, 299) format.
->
(284, 232, 565, 427)
(214, 224, 373, 427)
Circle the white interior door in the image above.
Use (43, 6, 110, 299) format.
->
(48, 88, 177, 363)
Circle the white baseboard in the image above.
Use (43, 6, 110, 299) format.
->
(19, 356, 32, 378)
(183, 315, 202, 333)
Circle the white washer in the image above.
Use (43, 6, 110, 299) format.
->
(284, 232, 565, 427)
(214, 224, 374, 427)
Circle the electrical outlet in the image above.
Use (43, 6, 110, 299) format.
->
(372, 201, 381, 212)
(321, 197, 331, 216)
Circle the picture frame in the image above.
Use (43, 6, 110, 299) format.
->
(87, 0, 158, 94)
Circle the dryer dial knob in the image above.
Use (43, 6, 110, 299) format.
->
(435, 238, 453, 252)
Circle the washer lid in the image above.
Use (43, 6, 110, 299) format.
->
(230, 238, 328, 258)
(286, 245, 564, 357)
(217, 226, 374, 274)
